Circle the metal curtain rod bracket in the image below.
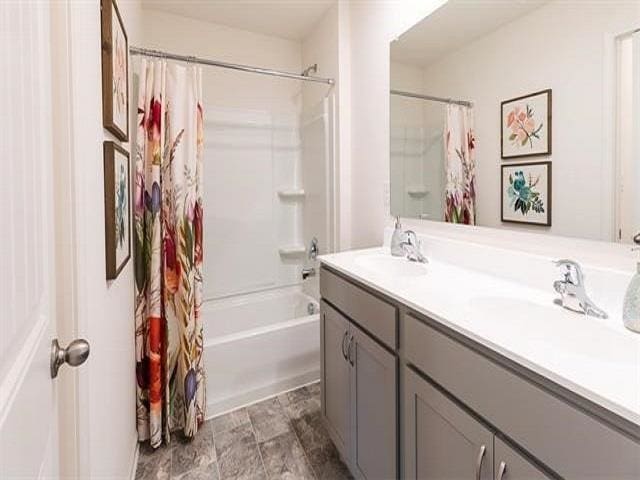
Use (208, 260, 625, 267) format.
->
(129, 46, 335, 86)
(390, 89, 472, 107)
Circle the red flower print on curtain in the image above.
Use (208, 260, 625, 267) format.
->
(134, 59, 205, 448)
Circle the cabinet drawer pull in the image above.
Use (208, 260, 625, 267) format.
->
(341, 331, 349, 360)
(497, 460, 507, 480)
(347, 334, 354, 366)
(475, 445, 486, 480)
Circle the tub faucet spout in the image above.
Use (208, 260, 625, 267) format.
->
(302, 267, 316, 280)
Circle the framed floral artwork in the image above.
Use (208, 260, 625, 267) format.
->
(501, 89, 551, 159)
(104, 141, 131, 279)
(101, 0, 129, 141)
(501, 161, 551, 226)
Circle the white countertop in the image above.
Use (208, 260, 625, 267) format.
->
(320, 247, 640, 427)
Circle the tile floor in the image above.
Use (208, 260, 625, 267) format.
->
(135, 382, 353, 480)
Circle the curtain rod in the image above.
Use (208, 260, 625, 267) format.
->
(130, 46, 335, 86)
(391, 89, 472, 107)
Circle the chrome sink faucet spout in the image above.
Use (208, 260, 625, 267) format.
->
(400, 230, 428, 264)
(553, 259, 607, 319)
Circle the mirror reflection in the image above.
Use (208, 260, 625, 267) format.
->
(390, 0, 639, 243)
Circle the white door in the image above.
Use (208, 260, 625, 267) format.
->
(1, 2, 62, 478)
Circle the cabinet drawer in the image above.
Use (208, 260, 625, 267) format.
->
(320, 267, 397, 350)
(404, 312, 640, 479)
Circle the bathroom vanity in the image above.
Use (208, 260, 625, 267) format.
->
(319, 244, 640, 480)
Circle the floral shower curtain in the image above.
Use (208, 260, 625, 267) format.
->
(134, 59, 205, 448)
(443, 104, 476, 225)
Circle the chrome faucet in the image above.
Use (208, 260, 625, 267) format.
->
(400, 230, 428, 264)
(553, 259, 607, 319)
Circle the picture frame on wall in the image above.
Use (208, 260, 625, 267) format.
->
(501, 161, 552, 226)
(101, 0, 129, 141)
(501, 89, 551, 159)
(104, 141, 131, 280)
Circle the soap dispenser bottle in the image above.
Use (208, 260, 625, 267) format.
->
(390, 216, 405, 256)
(623, 233, 640, 333)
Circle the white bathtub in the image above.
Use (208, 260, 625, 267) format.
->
(203, 286, 320, 417)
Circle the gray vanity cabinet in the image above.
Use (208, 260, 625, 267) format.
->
(320, 268, 399, 479)
(494, 437, 549, 480)
(350, 323, 397, 480)
(321, 264, 640, 480)
(404, 367, 493, 480)
(320, 300, 351, 458)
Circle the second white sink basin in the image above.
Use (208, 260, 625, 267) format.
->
(355, 254, 428, 277)
(465, 296, 637, 369)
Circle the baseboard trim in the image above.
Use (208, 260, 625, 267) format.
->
(128, 433, 140, 480)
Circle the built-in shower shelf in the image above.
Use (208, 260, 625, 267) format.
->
(278, 245, 307, 257)
(407, 186, 429, 198)
(278, 189, 306, 199)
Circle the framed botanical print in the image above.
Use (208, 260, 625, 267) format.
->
(104, 141, 131, 279)
(101, 0, 129, 141)
(501, 161, 552, 226)
(501, 89, 551, 159)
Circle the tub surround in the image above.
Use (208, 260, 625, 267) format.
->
(319, 223, 639, 479)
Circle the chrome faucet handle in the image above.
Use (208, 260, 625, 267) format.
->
(400, 230, 427, 263)
(553, 259, 584, 286)
(633, 233, 640, 245)
(402, 230, 418, 245)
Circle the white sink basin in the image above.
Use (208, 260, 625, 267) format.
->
(465, 296, 637, 368)
(355, 254, 428, 277)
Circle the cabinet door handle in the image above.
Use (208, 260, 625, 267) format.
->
(475, 445, 486, 480)
(347, 334, 354, 366)
(497, 460, 507, 480)
(341, 331, 348, 360)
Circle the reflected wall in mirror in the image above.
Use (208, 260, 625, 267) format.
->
(390, 0, 640, 243)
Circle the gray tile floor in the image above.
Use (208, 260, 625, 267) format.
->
(135, 382, 353, 480)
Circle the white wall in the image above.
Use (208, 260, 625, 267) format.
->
(57, 0, 142, 478)
(140, 9, 302, 113)
(419, 1, 640, 241)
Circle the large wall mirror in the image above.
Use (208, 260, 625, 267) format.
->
(390, 0, 639, 243)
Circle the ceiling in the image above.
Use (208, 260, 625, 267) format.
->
(391, 0, 549, 68)
(141, 0, 335, 41)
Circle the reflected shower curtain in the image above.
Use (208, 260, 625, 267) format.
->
(444, 104, 476, 225)
(134, 59, 205, 447)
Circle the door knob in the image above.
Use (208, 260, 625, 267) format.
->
(50, 338, 90, 378)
